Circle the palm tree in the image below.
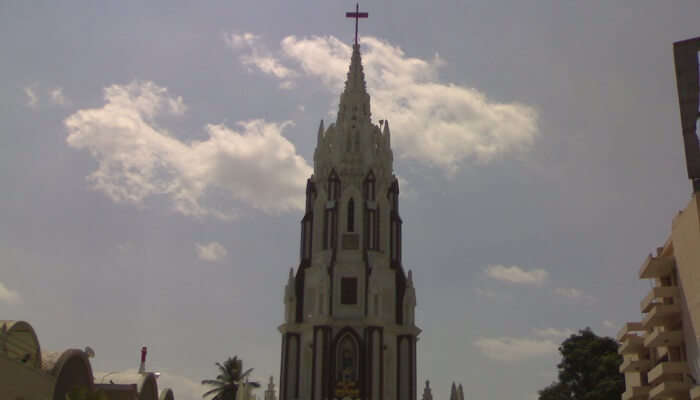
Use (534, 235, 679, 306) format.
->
(202, 356, 261, 400)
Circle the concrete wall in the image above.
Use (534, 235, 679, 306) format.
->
(95, 384, 138, 400)
(0, 354, 54, 400)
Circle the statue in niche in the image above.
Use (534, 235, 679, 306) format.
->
(335, 335, 360, 399)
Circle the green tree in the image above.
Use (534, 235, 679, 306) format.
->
(538, 382, 569, 400)
(201, 356, 261, 400)
(538, 328, 624, 400)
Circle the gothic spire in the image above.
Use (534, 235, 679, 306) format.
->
(383, 119, 390, 146)
(422, 380, 433, 400)
(345, 44, 367, 93)
(337, 44, 371, 125)
(264, 376, 277, 400)
(317, 119, 324, 142)
(285, 268, 295, 299)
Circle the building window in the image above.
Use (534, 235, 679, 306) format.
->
(328, 171, 340, 200)
(347, 199, 355, 232)
(323, 209, 336, 249)
(364, 171, 375, 201)
(389, 179, 399, 211)
(368, 210, 375, 249)
(367, 207, 379, 250)
(341, 278, 358, 305)
(323, 211, 329, 249)
(375, 206, 380, 250)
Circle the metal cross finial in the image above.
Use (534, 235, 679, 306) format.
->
(346, 3, 368, 46)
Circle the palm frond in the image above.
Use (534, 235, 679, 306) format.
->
(239, 368, 254, 380)
(201, 379, 227, 386)
(202, 387, 224, 398)
(204, 356, 260, 400)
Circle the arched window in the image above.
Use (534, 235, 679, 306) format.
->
(323, 206, 336, 250)
(324, 171, 340, 249)
(364, 171, 379, 250)
(389, 179, 399, 211)
(347, 199, 355, 232)
(364, 171, 375, 201)
(328, 171, 340, 200)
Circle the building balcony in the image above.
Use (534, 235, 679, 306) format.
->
(649, 380, 692, 400)
(639, 255, 675, 279)
(622, 385, 651, 400)
(641, 286, 681, 313)
(618, 322, 645, 342)
(648, 361, 690, 385)
(620, 358, 652, 373)
(642, 303, 681, 329)
(619, 335, 646, 355)
(644, 329, 684, 348)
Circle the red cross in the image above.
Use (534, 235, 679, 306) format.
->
(346, 3, 368, 46)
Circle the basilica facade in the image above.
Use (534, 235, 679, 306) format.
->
(278, 42, 420, 400)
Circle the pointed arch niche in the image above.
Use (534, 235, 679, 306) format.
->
(364, 171, 379, 250)
(347, 198, 355, 232)
(323, 170, 341, 249)
(332, 328, 363, 399)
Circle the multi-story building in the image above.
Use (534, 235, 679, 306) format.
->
(618, 36, 700, 400)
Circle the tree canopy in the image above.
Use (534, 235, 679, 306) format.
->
(202, 356, 261, 400)
(538, 328, 624, 400)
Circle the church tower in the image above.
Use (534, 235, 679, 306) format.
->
(279, 10, 420, 400)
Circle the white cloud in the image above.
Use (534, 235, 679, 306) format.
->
(602, 320, 617, 330)
(196, 241, 228, 262)
(484, 264, 548, 285)
(24, 85, 38, 108)
(554, 287, 596, 304)
(49, 87, 70, 106)
(279, 80, 296, 90)
(227, 34, 538, 174)
(65, 81, 311, 219)
(473, 336, 557, 363)
(95, 369, 202, 400)
(225, 32, 297, 83)
(243, 54, 296, 80)
(224, 32, 260, 49)
(0, 281, 22, 304)
(532, 327, 574, 338)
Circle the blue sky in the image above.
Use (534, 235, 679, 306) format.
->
(1, 1, 698, 399)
